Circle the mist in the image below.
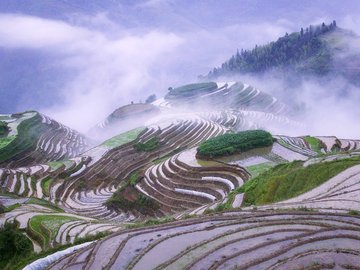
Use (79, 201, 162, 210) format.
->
(242, 74, 360, 139)
(0, 12, 293, 133)
(0, 1, 360, 140)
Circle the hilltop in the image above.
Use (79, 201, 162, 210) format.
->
(206, 21, 360, 86)
(89, 103, 161, 140)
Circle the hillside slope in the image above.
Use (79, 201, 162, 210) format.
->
(0, 111, 89, 168)
(207, 21, 360, 86)
(1, 81, 360, 269)
(89, 103, 161, 140)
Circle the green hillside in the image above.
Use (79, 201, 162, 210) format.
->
(207, 21, 360, 85)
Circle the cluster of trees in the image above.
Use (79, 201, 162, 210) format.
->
(208, 21, 337, 78)
(197, 130, 274, 158)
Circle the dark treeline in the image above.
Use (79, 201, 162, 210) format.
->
(208, 21, 337, 78)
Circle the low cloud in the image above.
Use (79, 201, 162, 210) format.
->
(0, 13, 292, 134)
(295, 79, 360, 139)
(0, 14, 96, 49)
(222, 71, 360, 139)
(0, 14, 183, 132)
(2, 11, 358, 139)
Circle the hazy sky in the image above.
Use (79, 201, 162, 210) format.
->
(0, 0, 359, 133)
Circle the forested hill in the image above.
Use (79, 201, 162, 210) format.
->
(206, 21, 360, 84)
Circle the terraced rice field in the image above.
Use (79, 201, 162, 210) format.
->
(138, 148, 249, 215)
(1, 81, 360, 269)
(43, 211, 360, 270)
(0, 112, 89, 168)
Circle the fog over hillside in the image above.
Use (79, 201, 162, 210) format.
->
(0, 0, 360, 137)
(3, 2, 360, 269)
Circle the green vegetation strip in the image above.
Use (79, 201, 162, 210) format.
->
(197, 130, 274, 158)
(41, 177, 53, 197)
(238, 155, 360, 206)
(26, 198, 64, 212)
(47, 161, 64, 170)
(101, 127, 145, 148)
(0, 135, 16, 151)
(168, 82, 217, 96)
(4, 203, 21, 212)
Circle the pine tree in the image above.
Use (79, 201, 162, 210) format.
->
(207, 22, 337, 78)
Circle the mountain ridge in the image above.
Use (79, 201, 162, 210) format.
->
(205, 21, 360, 86)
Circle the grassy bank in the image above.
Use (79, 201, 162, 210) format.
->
(238, 155, 360, 206)
(101, 127, 145, 148)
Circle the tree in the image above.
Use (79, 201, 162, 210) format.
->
(0, 221, 33, 269)
(207, 22, 337, 78)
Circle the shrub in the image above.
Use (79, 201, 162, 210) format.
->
(77, 179, 87, 190)
(197, 129, 274, 158)
(106, 192, 159, 213)
(134, 137, 159, 152)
